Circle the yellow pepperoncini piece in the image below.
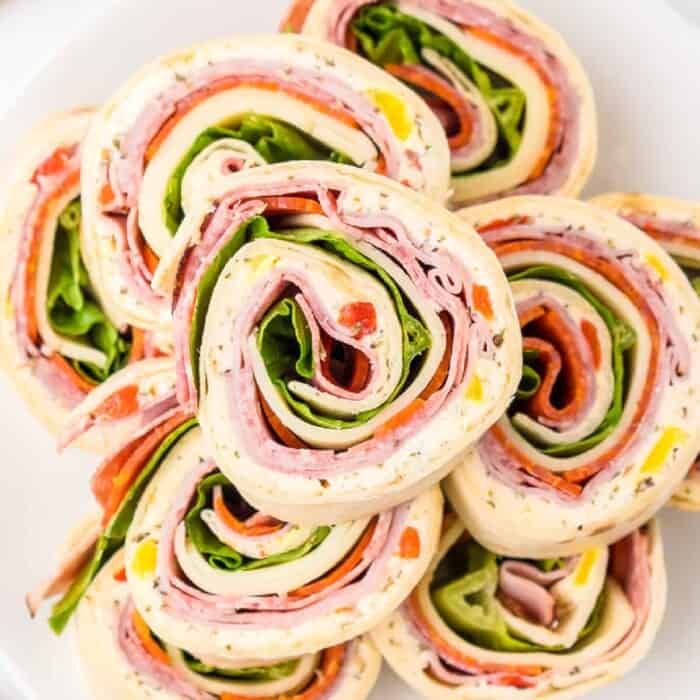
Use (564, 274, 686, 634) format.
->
(131, 539, 158, 578)
(574, 549, 599, 586)
(365, 89, 413, 140)
(645, 254, 668, 281)
(465, 374, 483, 402)
(641, 427, 688, 474)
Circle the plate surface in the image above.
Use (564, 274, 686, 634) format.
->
(0, 1, 699, 699)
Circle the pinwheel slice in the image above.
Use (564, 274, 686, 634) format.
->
(591, 192, 700, 512)
(80, 34, 451, 334)
(373, 513, 666, 700)
(160, 160, 519, 522)
(283, 0, 597, 206)
(26, 398, 195, 631)
(0, 109, 169, 451)
(75, 550, 381, 700)
(122, 425, 442, 659)
(446, 196, 700, 557)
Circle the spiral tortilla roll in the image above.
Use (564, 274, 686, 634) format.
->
(445, 196, 700, 557)
(76, 550, 382, 700)
(0, 109, 169, 453)
(283, 0, 596, 207)
(124, 425, 442, 659)
(591, 192, 700, 512)
(25, 371, 192, 632)
(373, 514, 665, 700)
(79, 33, 451, 335)
(160, 160, 519, 523)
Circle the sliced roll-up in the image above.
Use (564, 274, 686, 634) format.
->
(373, 513, 665, 700)
(591, 192, 700, 512)
(75, 550, 382, 700)
(26, 403, 195, 631)
(123, 425, 442, 659)
(79, 33, 451, 334)
(160, 160, 520, 523)
(0, 109, 169, 452)
(445, 196, 700, 557)
(283, 0, 596, 206)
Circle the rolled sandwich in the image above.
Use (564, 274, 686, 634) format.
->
(76, 550, 382, 700)
(591, 192, 700, 511)
(79, 33, 451, 334)
(283, 0, 596, 206)
(0, 109, 168, 451)
(26, 390, 194, 632)
(446, 197, 700, 557)
(157, 160, 520, 523)
(124, 425, 442, 659)
(28, 415, 442, 657)
(373, 514, 666, 700)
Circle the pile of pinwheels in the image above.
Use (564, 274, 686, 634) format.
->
(4, 3, 700, 700)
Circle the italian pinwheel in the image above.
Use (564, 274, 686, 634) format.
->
(76, 550, 382, 700)
(591, 192, 700, 512)
(445, 197, 700, 557)
(0, 109, 169, 451)
(282, 0, 597, 206)
(373, 513, 666, 700)
(124, 425, 442, 659)
(79, 33, 450, 335)
(157, 160, 520, 523)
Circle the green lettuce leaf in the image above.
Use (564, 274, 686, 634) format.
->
(516, 348, 541, 400)
(184, 653, 299, 681)
(258, 298, 314, 381)
(48, 419, 198, 634)
(184, 471, 329, 571)
(431, 539, 603, 653)
(508, 265, 636, 457)
(163, 114, 353, 234)
(47, 199, 131, 383)
(351, 3, 525, 172)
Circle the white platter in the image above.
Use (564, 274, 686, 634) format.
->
(0, 1, 699, 699)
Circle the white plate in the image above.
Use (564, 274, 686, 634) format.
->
(0, 1, 699, 699)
